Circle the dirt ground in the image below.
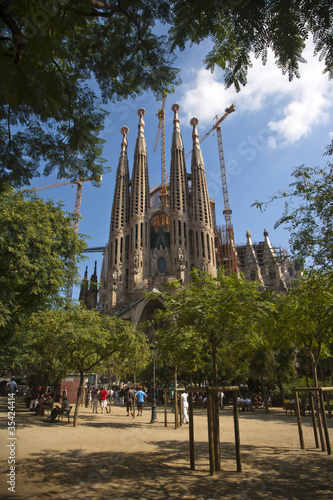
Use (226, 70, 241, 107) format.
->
(0, 396, 332, 500)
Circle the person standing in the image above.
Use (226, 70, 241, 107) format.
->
(99, 386, 109, 413)
(92, 387, 99, 413)
(181, 390, 189, 424)
(125, 388, 133, 416)
(135, 386, 147, 417)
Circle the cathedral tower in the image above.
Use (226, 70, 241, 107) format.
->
(169, 104, 190, 282)
(105, 126, 130, 311)
(128, 108, 150, 292)
(189, 117, 217, 276)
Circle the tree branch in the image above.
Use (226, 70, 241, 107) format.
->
(0, 5, 25, 63)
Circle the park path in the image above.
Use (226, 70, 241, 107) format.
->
(0, 396, 332, 499)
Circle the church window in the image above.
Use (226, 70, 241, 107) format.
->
(178, 220, 182, 245)
(125, 235, 129, 261)
(189, 229, 194, 255)
(120, 237, 123, 263)
(201, 232, 205, 258)
(130, 227, 133, 253)
(158, 257, 166, 274)
(110, 242, 113, 268)
(141, 222, 143, 248)
(207, 234, 210, 261)
(114, 239, 118, 264)
(184, 222, 187, 247)
(196, 231, 199, 257)
(135, 223, 138, 249)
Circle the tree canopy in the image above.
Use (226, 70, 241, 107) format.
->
(22, 305, 145, 425)
(0, 187, 86, 361)
(1, 0, 332, 188)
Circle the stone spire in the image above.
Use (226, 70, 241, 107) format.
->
(168, 104, 190, 280)
(170, 103, 189, 215)
(130, 108, 149, 219)
(245, 230, 264, 286)
(129, 108, 150, 289)
(110, 126, 130, 233)
(190, 117, 213, 228)
(189, 117, 216, 275)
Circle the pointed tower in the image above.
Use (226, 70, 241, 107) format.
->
(189, 117, 217, 276)
(105, 126, 130, 312)
(79, 266, 89, 304)
(262, 229, 287, 291)
(87, 260, 98, 309)
(244, 231, 265, 286)
(169, 103, 190, 281)
(128, 108, 150, 292)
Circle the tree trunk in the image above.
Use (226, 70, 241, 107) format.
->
(278, 383, 285, 406)
(212, 343, 218, 387)
(261, 375, 269, 413)
(174, 365, 178, 429)
(73, 372, 85, 427)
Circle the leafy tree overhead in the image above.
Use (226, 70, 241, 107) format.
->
(0, 0, 179, 188)
(0, 187, 86, 357)
(1, 1, 333, 187)
(169, 0, 333, 90)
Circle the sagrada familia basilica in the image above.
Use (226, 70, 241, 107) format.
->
(79, 105, 297, 326)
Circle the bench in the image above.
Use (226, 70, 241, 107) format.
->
(283, 402, 305, 415)
(238, 401, 254, 412)
(58, 406, 72, 423)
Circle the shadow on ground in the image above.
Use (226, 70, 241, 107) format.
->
(9, 438, 333, 500)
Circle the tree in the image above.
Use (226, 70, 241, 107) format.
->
(0, 187, 86, 364)
(25, 305, 144, 426)
(1, 1, 333, 187)
(148, 270, 263, 387)
(169, 0, 333, 90)
(283, 272, 333, 388)
(0, 0, 179, 188)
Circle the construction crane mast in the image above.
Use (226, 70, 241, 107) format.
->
(215, 106, 238, 275)
(154, 93, 168, 209)
(32, 174, 102, 298)
(32, 175, 102, 233)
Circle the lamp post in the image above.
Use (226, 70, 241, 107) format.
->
(150, 344, 158, 423)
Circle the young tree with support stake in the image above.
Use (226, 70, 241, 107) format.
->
(282, 272, 333, 390)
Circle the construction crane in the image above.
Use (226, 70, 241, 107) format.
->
(32, 174, 102, 233)
(30, 174, 102, 299)
(185, 103, 238, 275)
(154, 93, 168, 209)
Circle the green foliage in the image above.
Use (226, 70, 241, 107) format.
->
(0, 0, 179, 187)
(169, 0, 333, 91)
(0, 187, 86, 360)
(282, 271, 333, 385)
(20, 304, 143, 383)
(147, 269, 264, 385)
(1, 1, 333, 186)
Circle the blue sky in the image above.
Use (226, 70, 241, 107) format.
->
(32, 38, 333, 299)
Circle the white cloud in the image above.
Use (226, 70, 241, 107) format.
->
(181, 40, 333, 147)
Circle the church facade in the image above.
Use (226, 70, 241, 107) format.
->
(80, 105, 297, 326)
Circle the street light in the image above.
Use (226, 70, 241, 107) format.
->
(149, 343, 158, 423)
